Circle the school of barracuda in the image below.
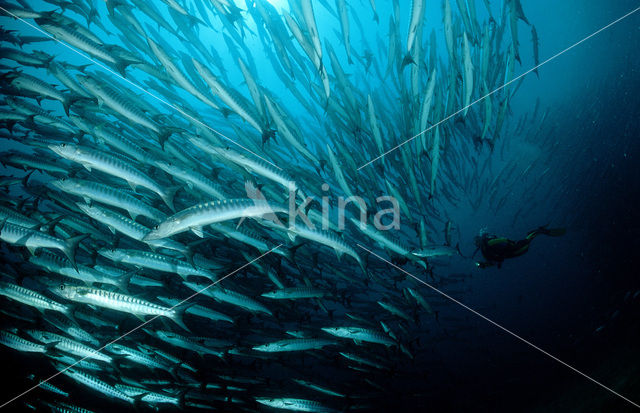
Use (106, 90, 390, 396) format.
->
(0, 0, 550, 411)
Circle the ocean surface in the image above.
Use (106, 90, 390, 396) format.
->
(0, 0, 639, 411)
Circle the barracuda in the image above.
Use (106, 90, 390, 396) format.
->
(377, 300, 412, 321)
(76, 203, 188, 256)
(0, 330, 56, 353)
(51, 178, 166, 222)
(92, 124, 156, 164)
(26, 374, 69, 397)
(292, 379, 345, 398)
(25, 330, 112, 363)
(403, 0, 425, 66)
(7, 71, 73, 114)
(287, 225, 363, 271)
(0, 205, 39, 228)
(338, 352, 389, 370)
(157, 296, 234, 323)
(144, 329, 225, 358)
(49, 143, 175, 209)
(144, 199, 287, 241)
(43, 313, 99, 346)
(184, 282, 272, 316)
(54, 284, 190, 331)
(192, 57, 263, 133)
(147, 37, 219, 111)
(38, 22, 137, 75)
(411, 244, 460, 258)
(191, 137, 297, 193)
(77, 75, 162, 134)
(261, 287, 328, 300)
(114, 383, 181, 406)
(106, 343, 171, 371)
(253, 338, 337, 352)
(0, 280, 70, 315)
(0, 220, 87, 268)
(6, 97, 77, 134)
(256, 397, 338, 413)
(321, 327, 396, 347)
(98, 248, 215, 280)
(58, 366, 137, 404)
(154, 160, 225, 200)
(209, 223, 270, 253)
(2, 151, 72, 175)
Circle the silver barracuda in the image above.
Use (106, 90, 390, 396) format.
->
(54, 284, 190, 330)
(0, 220, 87, 267)
(144, 199, 287, 241)
(253, 338, 337, 352)
(321, 327, 396, 346)
(49, 143, 175, 209)
(50, 178, 166, 222)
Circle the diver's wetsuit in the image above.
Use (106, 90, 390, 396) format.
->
(476, 227, 565, 268)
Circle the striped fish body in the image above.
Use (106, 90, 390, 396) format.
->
(144, 199, 286, 241)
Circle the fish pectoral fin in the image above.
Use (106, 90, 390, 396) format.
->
(127, 181, 138, 191)
(191, 226, 204, 238)
(81, 163, 92, 172)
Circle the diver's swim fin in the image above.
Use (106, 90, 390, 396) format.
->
(546, 227, 566, 237)
(535, 225, 566, 237)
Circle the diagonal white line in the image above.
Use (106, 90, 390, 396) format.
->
(357, 5, 640, 170)
(357, 243, 640, 409)
(0, 244, 282, 409)
(0, 6, 282, 170)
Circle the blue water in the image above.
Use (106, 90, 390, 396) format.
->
(1, 0, 639, 411)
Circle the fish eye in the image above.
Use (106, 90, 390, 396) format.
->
(59, 284, 65, 290)
(60, 143, 66, 147)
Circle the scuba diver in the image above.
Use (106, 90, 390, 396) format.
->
(473, 226, 566, 268)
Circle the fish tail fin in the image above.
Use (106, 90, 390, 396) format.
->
(285, 242, 305, 265)
(116, 269, 136, 291)
(455, 243, 466, 258)
(64, 95, 83, 116)
(171, 303, 194, 332)
(177, 389, 189, 409)
(131, 392, 148, 408)
(41, 214, 66, 236)
(63, 234, 89, 270)
(113, 59, 131, 77)
(62, 98, 71, 116)
(161, 185, 181, 212)
(158, 127, 179, 149)
(357, 257, 368, 277)
(401, 53, 415, 69)
(21, 169, 34, 188)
